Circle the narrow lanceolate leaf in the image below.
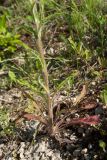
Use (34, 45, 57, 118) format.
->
(74, 85, 87, 106)
(8, 71, 16, 82)
(65, 115, 100, 126)
(101, 89, 107, 105)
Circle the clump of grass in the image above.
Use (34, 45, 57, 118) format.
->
(64, 0, 107, 63)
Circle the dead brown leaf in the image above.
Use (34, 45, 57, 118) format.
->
(74, 85, 87, 106)
(81, 100, 97, 110)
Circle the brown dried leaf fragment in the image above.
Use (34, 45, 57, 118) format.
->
(74, 85, 87, 106)
(23, 113, 47, 125)
(81, 100, 97, 110)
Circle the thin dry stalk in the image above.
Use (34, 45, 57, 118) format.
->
(29, 0, 53, 123)
(36, 36, 53, 123)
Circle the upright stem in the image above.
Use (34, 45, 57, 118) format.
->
(36, 38, 49, 88)
(36, 37, 53, 123)
(30, 0, 53, 123)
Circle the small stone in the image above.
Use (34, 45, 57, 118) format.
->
(64, 132, 69, 137)
(0, 149, 3, 157)
(47, 150, 53, 157)
(0, 144, 4, 148)
(95, 107, 103, 115)
(50, 48, 54, 55)
(7, 158, 12, 160)
(82, 133, 86, 137)
(88, 144, 93, 149)
(27, 155, 33, 160)
(66, 144, 75, 151)
(81, 148, 88, 154)
(37, 141, 46, 152)
(75, 113, 79, 118)
(85, 127, 93, 134)
(103, 105, 107, 109)
(73, 148, 81, 156)
(66, 118, 71, 122)
(92, 91, 95, 94)
(25, 151, 30, 156)
(33, 152, 39, 158)
(20, 142, 26, 148)
(78, 128, 84, 134)
(94, 155, 98, 159)
(73, 97, 76, 102)
(20, 153, 25, 159)
(84, 154, 90, 160)
(29, 146, 34, 153)
(7, 97, 12, 102)
(96, 99, 99, 103)
(91, 81, 96, 85)
(61, 91, 67, 95)
(60, 114, 64, 118)
(70, 134, 77, 142)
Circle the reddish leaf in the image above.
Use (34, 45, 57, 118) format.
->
(23, 113, 47, 125)
(66, 115, 100, 126)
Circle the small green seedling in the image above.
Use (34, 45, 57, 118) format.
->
(99, 140, 106, 152)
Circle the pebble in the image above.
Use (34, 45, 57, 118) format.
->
(25, 150, 31, 156)
(46, 150, 53, 157)
(7, 158, 12, 160)
(90, 89, 95, 94)
(28, 146, 34, 153)
(20, 152, 25, 159)
(27, 155, 33, 160)
(85, 127, 93, 134)
(70, 134, 77, 142)
(33, 155, 40, 160)
(75, 113, 80, 118)
(66, 144, 75, 151)
(94, 155, 98, 159)
(0, 144, 4, 148)
(82, 133, 86, 137)
(54, 150, 61, 159)
(64, 132, 69, 137)
(96, 99, 99, 103)
(92, 91, 95, 94)
(84, 154, 90, 160)
(0, 149, 3, 157)
(61, 91, 67, 96)
(73, 148, 81, 157)
(73, 97, 77, 102)
(20, 142, 26, 148)
(50, 48, 54, 55)
(78, 128, 84, 134)
(66, 118, 71, 122)
(81, 148, 88, 154)
(103, 105, 107, 109)
(95, 107, 103, 115)
(91, 81, 96, 85)
(88, 144, 93, 149)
